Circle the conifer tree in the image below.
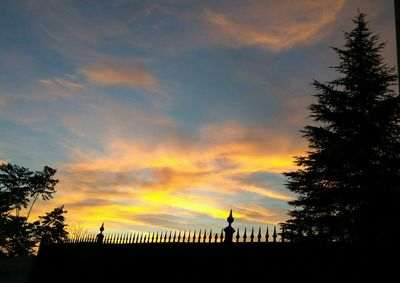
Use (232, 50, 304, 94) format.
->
(283, 13, 400, 243)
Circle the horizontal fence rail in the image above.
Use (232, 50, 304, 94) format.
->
(65, 226, 284, 244)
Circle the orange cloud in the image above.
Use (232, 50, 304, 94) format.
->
(78, 57, 159, 92)
(203, 0, 345, 51)
(50, 120, 304, 232)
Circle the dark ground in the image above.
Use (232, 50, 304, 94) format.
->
(28, 242, 398, 283)
(0, 255, 35, 283)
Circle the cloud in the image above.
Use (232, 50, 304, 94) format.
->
(51, 119, 304, 231)
(202, 0, 345, 51)
(37, 75, 85, 99)
(78, 57, 159, 92)
(39, 76, 85, 91)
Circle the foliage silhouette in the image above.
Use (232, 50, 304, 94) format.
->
(0, 163, 67, 256)
(282, 13, 400, 243)
(35, 206, 68, 244)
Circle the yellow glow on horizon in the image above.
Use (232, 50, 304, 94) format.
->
(141, 191, 236, 219)
(57, 121, 307, 232)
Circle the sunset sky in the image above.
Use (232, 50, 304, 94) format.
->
(0, 0, 396, 235)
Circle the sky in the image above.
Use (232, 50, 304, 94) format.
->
(0, 0, 397, 235)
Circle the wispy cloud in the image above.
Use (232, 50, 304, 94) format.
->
(203, 0, 345, 51)
(39, 76, 85, 91)
(78, 57, 159, 92)
(48, 119, 303, 231)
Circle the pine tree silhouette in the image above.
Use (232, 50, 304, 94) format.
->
(282, 13, 400, 243)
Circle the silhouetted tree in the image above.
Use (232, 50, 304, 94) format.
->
(0, 216, 37, 256)
(0, 163, 66, 256)
(282, 13, 400, 243)
(36, 206, 68, 244)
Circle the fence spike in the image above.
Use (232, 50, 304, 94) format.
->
(243, 228, 247, 243)
(193, 230, 197, 243)
(151, 231, 154, 243)
(250, 227, 255, 243)
(178, 231, 181, 242)
(220, 229, 224, 243)
(273, 226, 277, 242)
(198, 229, 202, 243)
(266, 227, 269, 242)
(214, 232, 218, 243)
(236, 228, 240, 242)
(168, 231, 172, 243)
(173, 231, 176, 243)
(155, 231, 159, 243)
(203, 229, 207, 243)
(182, 230, 186, 243)
(209, 229, 212, 243)
(257, 227, 262, 242)
(163, 231, 167, 243)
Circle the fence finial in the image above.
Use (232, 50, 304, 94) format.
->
(223, 209, 236, 243)
(257, 227, 262, 242)
(96, 223, 104, 244)
(273, 226, 277, 243)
